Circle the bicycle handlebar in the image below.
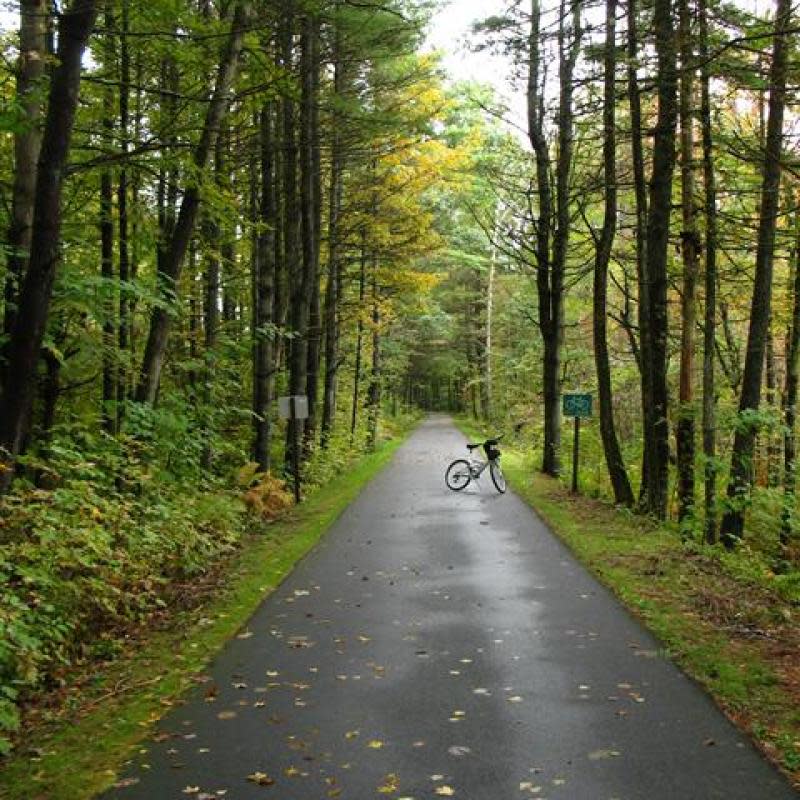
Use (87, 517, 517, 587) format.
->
(467, 435, 504, 449)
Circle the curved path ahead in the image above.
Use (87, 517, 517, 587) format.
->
(106, 417, 797, 799)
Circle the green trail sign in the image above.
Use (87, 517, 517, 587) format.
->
(563, 393, 593, 419)
(562, 393, 593, 494)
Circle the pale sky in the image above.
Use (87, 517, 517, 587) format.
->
(424, 0, 529, 138)
(425, 0, 511, 85)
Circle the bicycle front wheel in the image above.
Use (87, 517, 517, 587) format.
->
(490, 461, 507, 493)
(445, 459, 472, 491)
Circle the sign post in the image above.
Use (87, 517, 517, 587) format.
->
(562, 393, 593, 494)
(278, 396, 309, 504)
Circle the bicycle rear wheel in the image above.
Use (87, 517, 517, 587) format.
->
(445, 459, 472, 491)
(490, 461, 507, 493)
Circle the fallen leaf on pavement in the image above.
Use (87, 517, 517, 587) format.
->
(588, 749, 621, 760)
(378, 773, 400, 793)
(247, 771, 275, 786)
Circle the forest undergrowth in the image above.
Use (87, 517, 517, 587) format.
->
(0, 409, 418, 782)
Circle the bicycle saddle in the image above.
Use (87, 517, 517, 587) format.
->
(467, 443, 481, 451)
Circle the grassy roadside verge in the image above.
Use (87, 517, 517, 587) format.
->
(0, 423, 415, 800)
(456, 417, 800, 789)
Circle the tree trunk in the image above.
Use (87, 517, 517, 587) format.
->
(40, 348, 62, 445)
(0, 0, 98, 492)
(100, 160, 115, 432)
(528, 0, 553, 472)
(101, 1, 116, 433)
(126, 47, 143, 371)
(321, 24, 345, 446)
(594, 0, 633, 506)
(676, 0, 698, 522)
(253, 103, 277, 471)
(2, 0, 47, 346)
(766, 328, 781, 486)
(273, 79, 288, 369)
(201, 156, 221, 470)
(643, 0, 678, 518)
(528, 0, 581, 477)
(136, 1, 249, 404)
(220, 135, 237, 329)
(781, 210, 800, 548)
(117, 0, 131, 423)
(187, 244, 200, 393)
(350, 239, 367, 443)
(367, 272, 381, 450)
(720, 0, 790, 546)
(699, 0, 718, 543)
(628, 0, 653, 507)
(484, 235, 496, 421)
(284, 2, 311, 475)
(304, 13, 322, 453)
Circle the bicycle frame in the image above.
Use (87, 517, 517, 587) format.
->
(468, 457, 491, 479)
(445, 437, 506, 495)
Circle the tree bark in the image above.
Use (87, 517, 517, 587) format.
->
(100, 156, 115, 431)
(283, 1, 309, 475)
(643, 0, 679, 518)
(528, 0, 581, 477)
(765, 328, 781, 486)
(528, 0, 553, 471)
(367, 272, 381, 450)
(2, 0, 48, 346)
(321, 21, 345, 446)
(117, 0, 131, 421)
(199, 139, 225, 471)
(699, 0, 718, 543)
(676, 0, 699, 522)
(484, 234, 496, 421)
(253, 103, 277, 470)
(594, 0, 633, 506)
(720, 0, 790, 546)
(350, 238, 367, 443)
(136, 1, 249, 404)
(627, 0, 653, 506)
(100, 1, 116, 433)
(304, 12, 322, 454)
(0, 0, 98, 492)
(781, 210, 800, 548)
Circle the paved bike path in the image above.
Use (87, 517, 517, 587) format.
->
(106, 417, 797, 799)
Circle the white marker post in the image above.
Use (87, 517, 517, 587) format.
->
(278, 395, 309, 503)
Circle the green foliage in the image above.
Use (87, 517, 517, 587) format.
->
(0, 426, 413, 799)
(0, 422, 249, 752)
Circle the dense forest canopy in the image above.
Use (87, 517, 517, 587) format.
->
(0, 0, 799, 758)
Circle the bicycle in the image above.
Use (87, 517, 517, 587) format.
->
(445, 436, 507, 494)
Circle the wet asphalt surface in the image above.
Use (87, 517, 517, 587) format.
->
(105, 416, 798, 800)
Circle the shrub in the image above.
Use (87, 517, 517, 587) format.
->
(0, 424, 251, 755)
(239, 465, 294, 520)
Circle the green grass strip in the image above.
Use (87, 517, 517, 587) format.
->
(454, 416, 800, 784)
(0, 428, 413, 800)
